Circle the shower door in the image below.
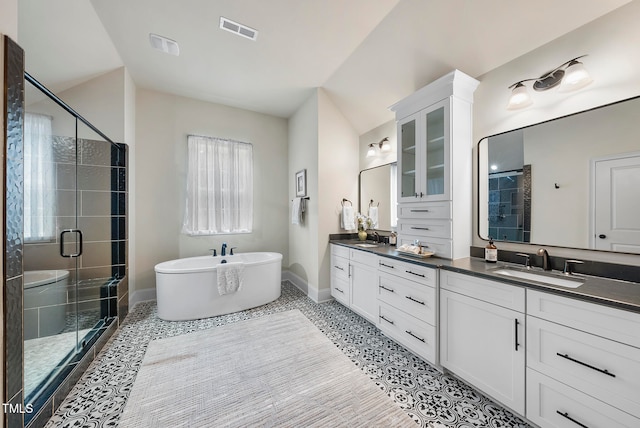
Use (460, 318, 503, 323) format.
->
(23, 77, 122, 417)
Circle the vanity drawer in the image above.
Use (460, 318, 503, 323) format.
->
(527, 369, 640, 428)
(440, 270, 525, 313)
(397, 218, 452, 240)
(398, 201, 451, 219)
(331, 243, 350, 259)
(331, 276, 350, 306)
(527, 289, 640, 348)
(349, 248, 378, 268)
(397, 236, 452, 259)
(527, 315, 640, 416)
(377, 272, 435, 325)
(331, 254, 350, 281)
(378, 301, 436, 364)
(377, 257, 436, 287)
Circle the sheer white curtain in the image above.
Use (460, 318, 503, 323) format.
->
(183, 135, 253, 235)
(24, 113, 56, 242)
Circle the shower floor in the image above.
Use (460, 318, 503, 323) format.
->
(45, 282, 532, 427)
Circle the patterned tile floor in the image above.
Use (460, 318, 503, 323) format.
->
(45, 282, 532, 427)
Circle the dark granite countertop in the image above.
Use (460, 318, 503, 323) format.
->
(330, 239, 640, 314)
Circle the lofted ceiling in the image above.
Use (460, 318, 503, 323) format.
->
(18, 0, 631, 134)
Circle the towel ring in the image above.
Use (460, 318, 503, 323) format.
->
(369, 199, 379, 207)
(341, 198, 352, 206)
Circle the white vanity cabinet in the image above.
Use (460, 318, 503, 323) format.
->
(526, 290, 640, 427)
(376, 257, 437, 365)
(439, 270, 526, 415)
(329, 244, 378, 324)
(349, 249, 378, 323)
(391, 70, 479, 260)
(330, 244, 351, 306)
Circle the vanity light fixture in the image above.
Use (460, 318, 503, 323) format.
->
(366, 137, 391, 157)
(507, 55, 592, 110)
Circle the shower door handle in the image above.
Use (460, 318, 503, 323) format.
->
(60, 229, 83, 258)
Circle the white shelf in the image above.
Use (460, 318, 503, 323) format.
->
(428, 136, 445, 144)
(429, 164, 445, 170)
(403, 145, 416, 153)
(403, 169, 416, 176)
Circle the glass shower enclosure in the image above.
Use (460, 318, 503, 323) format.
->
(22, 73, 126, 424)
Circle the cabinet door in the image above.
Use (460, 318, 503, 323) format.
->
(440, 289, 525, 414)
(350, 261, 378, 324)
(421, 98, 450, 200)
(398, 113, 419, 202)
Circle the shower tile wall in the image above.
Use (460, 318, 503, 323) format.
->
(488, 169, 531, 243)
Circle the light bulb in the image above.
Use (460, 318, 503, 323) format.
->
(380, 138, 391, 152)
(558, 60, 593, 92)
(366, 144, 376, 157)
(507, 83, 533, 110)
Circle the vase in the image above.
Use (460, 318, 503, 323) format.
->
(358, 230, 368, 241)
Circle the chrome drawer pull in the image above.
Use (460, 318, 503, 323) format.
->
(556, 353, 616, 378)
(334, 265, 344, 271)
(379, 262, 395, 269)
(410, 226, 430, 230)
(556, 411, 589, 428)
(405, 330, 425, 343)
(334, 287, 344, 294)
(405, 296, 425, 305)
(380, 315, 394, 325)
(410, 209, 430, 212)
(406, 270, 425, 278)
(379, 285, 395, 293)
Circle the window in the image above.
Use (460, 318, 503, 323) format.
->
(182, 135, 253, 235)
(24, 113, 56, 242)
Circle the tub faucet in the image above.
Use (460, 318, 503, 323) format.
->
(221, 242, 227, 256)
(537, 248, 551, 271)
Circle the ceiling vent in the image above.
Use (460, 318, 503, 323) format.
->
(219, 17, 258, 41)
(149, 33, 180, 56)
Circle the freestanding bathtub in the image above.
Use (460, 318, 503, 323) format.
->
(154, 252, 283, 321)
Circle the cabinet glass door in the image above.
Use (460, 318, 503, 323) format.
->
(399, 115, 418, 200)
(424, 101, 448, 198)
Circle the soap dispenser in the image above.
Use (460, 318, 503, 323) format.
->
(485, 237, 497, 263)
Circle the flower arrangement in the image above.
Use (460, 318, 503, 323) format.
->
(355, 213, 373, 231)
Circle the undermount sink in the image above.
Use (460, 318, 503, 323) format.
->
(354, 243, 381, 248)
(492, 268, 584, 288)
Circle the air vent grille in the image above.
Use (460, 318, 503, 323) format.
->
(220, 17, 258, 41)
(149, 33, 180, 56)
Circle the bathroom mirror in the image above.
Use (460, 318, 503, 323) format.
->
(478, 95, 640, 254)
(359, 162, 397, 231)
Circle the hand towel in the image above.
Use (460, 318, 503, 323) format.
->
(369, 206, 379, 229)
(292, 198, 303, 225)
(398, 244, 421, 254)
(217, 262, 245, 295)
(342, 206, 355, 230)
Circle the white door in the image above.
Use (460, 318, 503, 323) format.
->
(593, 154, 640, 253)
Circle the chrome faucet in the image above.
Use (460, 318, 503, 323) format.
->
(221, 242, 227, 256)
(372, 231, 380, 243)
(563, 259, 584, 275)
(537, 248, 551, 271)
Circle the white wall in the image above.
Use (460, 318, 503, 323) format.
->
(317, 89, 359, 299)
(286, 89, 359, 301)
(135, 89, 289, 294)
(287, 92, 319, 296)
(473, 0, 640, 265)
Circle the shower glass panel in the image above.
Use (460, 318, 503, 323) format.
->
(23, 75, 122, 423)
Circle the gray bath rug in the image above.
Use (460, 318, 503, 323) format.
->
(119, 309, 414, 427)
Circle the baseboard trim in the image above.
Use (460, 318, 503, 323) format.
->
(129, 287, 157, 309)
(281, 270, 332, 304)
